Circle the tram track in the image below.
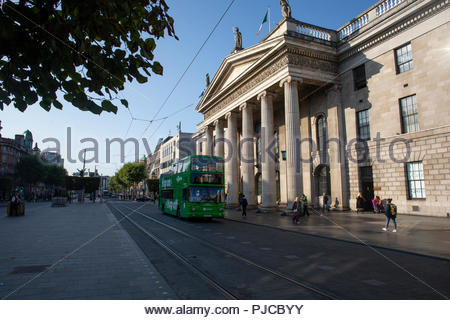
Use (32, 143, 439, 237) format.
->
(107, 201, 338, 300)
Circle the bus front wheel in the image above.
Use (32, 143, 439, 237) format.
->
(161, 204, 165, 214)
(176, 206, 180, 218)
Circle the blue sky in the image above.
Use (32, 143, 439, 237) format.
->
(0, 0, 377, 176)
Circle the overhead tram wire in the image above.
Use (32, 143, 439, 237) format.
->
(141, 0, 238, 137)
(114, 102, 194, 161)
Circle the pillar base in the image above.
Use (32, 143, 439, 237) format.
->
(259, 206, 279, 213)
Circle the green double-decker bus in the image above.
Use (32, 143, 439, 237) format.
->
(159, 155, 225, 219)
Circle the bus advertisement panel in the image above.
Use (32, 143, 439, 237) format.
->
(159, 155, 225, 218)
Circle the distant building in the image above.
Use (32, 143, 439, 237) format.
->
(0, 122, 33, 177)
(159, 132, 196, 175)
(41, 151, 64, 168)
(147, 138, 164, 179)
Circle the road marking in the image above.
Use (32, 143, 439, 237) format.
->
(240, 241, 251, 245)
(214, 232, 223, 235)
(225, 236, 235, 240)
(284, 255, 299, 260)
(362, 279, 386, 287)
(318, 265, 336, 271)
(259, 248, 272, 251)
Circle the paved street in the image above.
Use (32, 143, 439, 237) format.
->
(108, 201, 449, 300)
(1, 201, 449, 299)
(0, 202, 175, 299)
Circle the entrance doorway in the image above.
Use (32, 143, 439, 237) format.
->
(314, 165, 331, 200)
(360, 166, 374, 211)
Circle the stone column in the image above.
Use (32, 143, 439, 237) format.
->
(258, 91, 277, 210)
(214, 119, 225, 158)
(327, 85, 348, 209)
(225, 112, 239, 207)
(205, 125, 213, 156)
(195, 134, 202, 155)
(240, 102, 256, 207)
(300, 100, 312, 204)
(280, 76, 302, 205)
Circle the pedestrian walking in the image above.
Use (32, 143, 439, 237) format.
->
(301, 194, 309, 216)
(356, 193, 365, 213)
(372, 195, 384, 213)
(382, 198, 398, 232)
(292, 197, 303, 224)
(240, 194, 248, 217)
(322, 192, 329, 215)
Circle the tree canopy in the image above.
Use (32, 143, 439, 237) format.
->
(118, 162, 147, 187)
(0, 0, 177, 114)
(16, 154, 68, 186)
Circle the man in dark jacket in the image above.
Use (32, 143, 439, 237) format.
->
(240, 194, 248, 217)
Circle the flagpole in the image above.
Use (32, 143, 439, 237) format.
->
(268, 7, 271, 33)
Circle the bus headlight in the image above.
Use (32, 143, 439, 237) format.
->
(191, 207, 196, 211)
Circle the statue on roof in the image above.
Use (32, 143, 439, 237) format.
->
(233, 27, 242, 52)
(280, 0, 292, 19)
(206, 73, 210, 87)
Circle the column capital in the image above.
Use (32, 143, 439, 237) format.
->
(239, 102, 256, 112)
(225, 110, 239, 120)
(213, 118, 225, 127)
(257, 90, 276, 101)
(279, 76, 303, 88)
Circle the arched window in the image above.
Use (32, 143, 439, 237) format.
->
(316, 115, 328, 160)
(316, 165, 331, 197)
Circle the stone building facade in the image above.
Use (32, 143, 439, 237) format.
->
(194, 0, 450, 216)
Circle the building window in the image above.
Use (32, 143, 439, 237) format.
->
(357, 109, 370, 141)
(406, 162, 426, 199)
(395, 43, 413, 74)
(316, 115, 328, 160)
(353, 64, 366, 91)
(400, 95, 419, 134)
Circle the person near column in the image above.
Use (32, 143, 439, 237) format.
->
(301, 194, 309, 217)
(356, 192, 365, 213)
(240, 194, 248, 218)
(292, 196, 303, 224)
(322, 192, 329, 216)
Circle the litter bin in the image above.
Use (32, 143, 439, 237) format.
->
(6, 201, 24, 216)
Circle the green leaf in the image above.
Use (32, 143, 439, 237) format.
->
(120, 99, 128, 108)
(39, 100, 51, 111)
(53, 100, 63, 110)
(136, 73, 148, 84)
(152, 61, 163, 75)
(101, 100, 118, 113)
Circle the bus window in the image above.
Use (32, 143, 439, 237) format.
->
(177, 161, 183, 173)
(191, 157, 224, 172)
(182, 159, 190, 172)
(188, 186, 225, 203)
(191, 173, 224, 185)
(161, 190, 174, 199)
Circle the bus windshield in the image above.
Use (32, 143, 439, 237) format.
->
(189, 186, 225, 203)
(191, 157, 224, 172)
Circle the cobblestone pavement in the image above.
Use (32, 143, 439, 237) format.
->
(225, 208, 450, 259)
(0, 202, 176, 299)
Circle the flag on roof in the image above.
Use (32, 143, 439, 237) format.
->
(256, 9, 268, 36)
(199, 90, 205, 99)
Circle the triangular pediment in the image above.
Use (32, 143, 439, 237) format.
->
(196, 36, 284, 112)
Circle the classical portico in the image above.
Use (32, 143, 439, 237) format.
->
(194, 12, 348, 210)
